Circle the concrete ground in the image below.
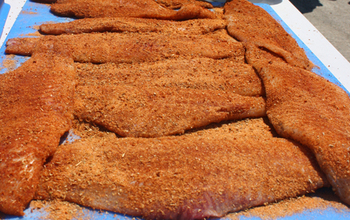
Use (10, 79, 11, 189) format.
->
(289, 0, 350, 62)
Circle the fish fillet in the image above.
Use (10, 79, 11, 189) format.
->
(0, 40, 76, 215)
(33, 0, 214, 8)
(39, 17, 226, 35)
(76, 57, 264, 97)
(74, 84, 266, 137)
(244, 42, 287, 72)
(6, 30, 244, 64)
(224, 0, 312, 70)
(49, 0, 216, 20)
(156, 0, 213, 9)
(256, 61, 350, 205)
(35, 118, 328, 219)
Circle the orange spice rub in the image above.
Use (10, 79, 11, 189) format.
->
(74, 85, 266, 137)
(255, 61, 350, 206)
(49, 0, 216, 20)
(155, 0, 213, 9)
(0, 40, 76, 216)
(224, 0, 312, 70)
(35, 118, 328, 219)
(75, 57, 264, 97)
(39, 17, 226, 35)
(6, 30, 244, 64)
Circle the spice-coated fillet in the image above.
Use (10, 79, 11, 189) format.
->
(76, 58, 264, 97)
(35, 118, 328, 220)
(49, 0, 216, 20)
(40, 17, 226, 35)
(32, 0, 214, 8)
(74, 85, 266, 137)
(33, 0, 214, 8)
(224, 0, 312, 70)
(6, 30, 244, 64)
(244, 42, 287, 72)
(156, 0, 213, 9)
(0, 41, 76, 216)
(256, 61, 350, 206)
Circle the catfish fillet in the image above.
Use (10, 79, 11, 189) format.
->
(5, 31, 244, 63)
(0, 43, 75, 215)
(40, 18, 226, 35)
(35, 118, 328, 220)
(76, 58, 264, 96)
(74, 85, 266, 137)
(155, 0, 213, 9)
(33, 0, 214, 8)
(257, 61, 350, 205)
(49, 0, 216, 20)
(224, 0, 312, 70)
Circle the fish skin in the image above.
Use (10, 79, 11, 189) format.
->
(0, 40, 76, 216)
(49, 0, 216, 20)
(35, 118, 328, 220)
(39, 17, 226, 35)
(256, 61, 350, 206)
(74, 85, 266, 137)
(6, 30, 244, 64)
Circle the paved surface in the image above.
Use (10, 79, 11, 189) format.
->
(290, 0, 350, 62)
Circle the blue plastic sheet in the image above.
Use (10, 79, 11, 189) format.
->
(0, 0, 10, 38)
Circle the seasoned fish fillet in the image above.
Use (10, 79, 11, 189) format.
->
(156, 0, 213, 9)
(224, 0, 312, 70)
(6, 30, 244, 64)
(35, 118, 328, 220)
(33, 0, 214, 8)
(40, 17, 226, 35)
(244, 42, 287, 72)
(76, 58, 264, 97)
(74, 85, 266, 137)
(49, 0, 216, 20)
(0, 40, 76, 216)
(256, 61, 350, 206)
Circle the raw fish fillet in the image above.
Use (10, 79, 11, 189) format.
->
(156, 0, 213, 9)
(0, 40, 76, 215)
(49, 0, 216, 20)
(35, 118, 328, 220)
(256, 61, 350, 206)
(224, 0, 312, 70)
(76, 57, 264, 97)
(74, 85, 266, 137)
(244, 42, 287, 72)
(40, 17, 226, 35)
(32, 0, 214, 8)
(6, 30, 244, 64)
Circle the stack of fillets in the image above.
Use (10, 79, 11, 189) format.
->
(1, 0, 349, 219)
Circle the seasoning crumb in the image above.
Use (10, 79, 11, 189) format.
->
(1, 54, 19, 72)
(227, 188, 350, 220)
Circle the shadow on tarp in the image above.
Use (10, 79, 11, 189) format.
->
(289, 0, 323, 13)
